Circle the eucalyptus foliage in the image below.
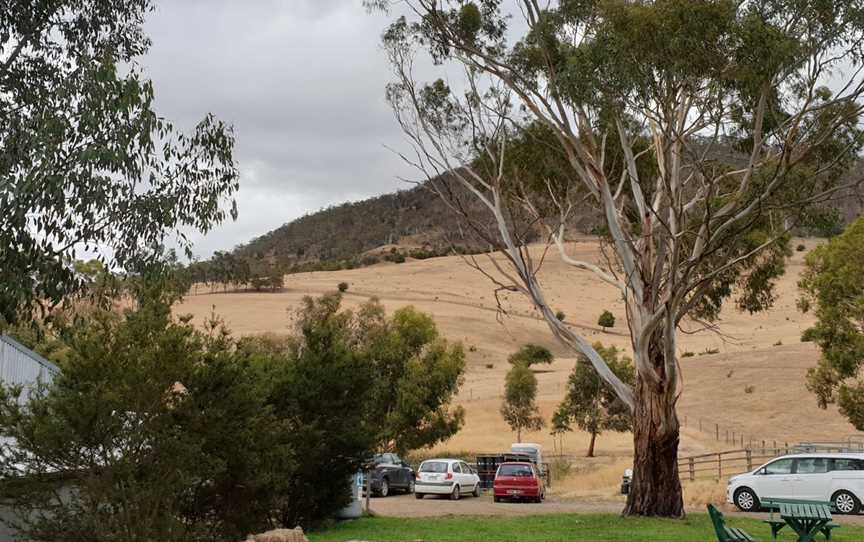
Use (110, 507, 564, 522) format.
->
(800, 218, 864, 429)
(370, 0, 864, 516)
(0, 1, 239, 322)
(500, 359, 544, 442)
(555, 343, 634, 457)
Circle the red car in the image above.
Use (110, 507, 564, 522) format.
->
(493, 462, 545, 503)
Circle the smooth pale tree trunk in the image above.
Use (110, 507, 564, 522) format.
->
(587, 431, 597, 458)
(623, 346, 684, 517)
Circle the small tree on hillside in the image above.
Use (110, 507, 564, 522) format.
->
(555, 343, 635, 457)
(508, 343, 554, 367)
(500, 362, 544, 442)
(799, 218, 864, 429)
(597, 311, 616, 332)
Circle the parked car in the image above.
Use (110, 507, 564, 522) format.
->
(493, 461, 545, 503)
(727, 453, 864, 514)
(415, 459, 481, 500)
(368, 453, 414, 497)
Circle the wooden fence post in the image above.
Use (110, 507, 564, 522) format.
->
(718, 453, 723, 479)
(746, 449, 753, 471)
(716, 424, 720, 441)
(689, 457, 695, 482)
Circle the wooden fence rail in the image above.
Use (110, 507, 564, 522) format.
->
(678, 447, 792, 482)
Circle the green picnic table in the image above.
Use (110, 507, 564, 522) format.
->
(767, 501, 837, 542)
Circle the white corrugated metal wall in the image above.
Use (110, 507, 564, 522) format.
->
(0, 335, 59, 399)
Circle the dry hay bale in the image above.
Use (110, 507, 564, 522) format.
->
(244, 526, 308, 542)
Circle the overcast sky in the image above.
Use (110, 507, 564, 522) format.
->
(141, 0, 420, 259)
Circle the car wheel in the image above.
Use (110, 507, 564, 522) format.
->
(493, 496, 501, 503)
(472, 484, 480, 498)
(415, 492, 424, 500)
(450, 485, 460, 500)
(379, 478, 389, 498)
(407, 479, 415, 494)
(734, 487, 759, 512)
(832, 490, 861, 515)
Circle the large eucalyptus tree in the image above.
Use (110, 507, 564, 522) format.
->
(0, 1, 238, 322)
(369, 0, 864, 516)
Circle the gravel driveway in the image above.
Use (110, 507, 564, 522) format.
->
(367, 493, 864, 526)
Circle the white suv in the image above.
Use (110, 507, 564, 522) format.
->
(727, 453, 864, 514)
(415, 459, 481, 500)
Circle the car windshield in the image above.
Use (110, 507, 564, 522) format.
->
(499, 464, 534, 477)
(420, 461, 449, 473)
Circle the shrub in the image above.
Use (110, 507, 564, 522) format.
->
(681, 351, 695, 358)
(796, 243, 806, 252)
(699, 348, 720, 356)
(549, 457, 573, 480)
(0, 288, 466, 538)
(508, 344, 554, 366)
(555, 310, 566, 321)
(744, 385, 756, 394)
(485, 363, 494, 369)
(773, 339, 783, 346)
(597, 310, 615, 331)
(801, 327, 818, 342)
(0, 290, 309, 540)
(338, 281, 349, 292)
(360, 255, 379, 266)
(468, 344, 477, 352)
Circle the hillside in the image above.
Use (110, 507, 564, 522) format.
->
(231, 179, 515, 267)
(177, 237, 862, 461)
(226, 161, 862, 274)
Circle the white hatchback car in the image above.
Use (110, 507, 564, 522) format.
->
(727, 453, 864, 514)
(415, 459, 481, 500)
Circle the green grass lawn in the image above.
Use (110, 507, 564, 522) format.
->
(308, 513, 864, 542)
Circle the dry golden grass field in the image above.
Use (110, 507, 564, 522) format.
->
(176, 237, 861, 502)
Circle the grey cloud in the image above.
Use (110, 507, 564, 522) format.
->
(142, 0, 416, 257)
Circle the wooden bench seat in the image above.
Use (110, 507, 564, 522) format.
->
(709, 504, 757, 542)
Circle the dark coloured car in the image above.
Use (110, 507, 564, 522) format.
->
(369, 453, 415, 497)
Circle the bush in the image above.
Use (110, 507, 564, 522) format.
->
(699, 347, 720, 356)
(360, 255, 379, 266)
(681, 351, 695, 358)
(508, 344, 554, 366)
(485, 363, 494, 369)
(338, 281, 349, 292)
(597, 310, 615, 330)
(801, 327, 818, 342)
(555, 311, 566, 321)
(773, 339, 783, 346)
(0, 288, 465, 539)
(744, 385, 756, 394)
(0, 290, 309, 540)
(796, 244, 806, 252)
